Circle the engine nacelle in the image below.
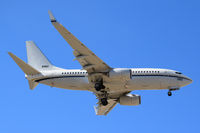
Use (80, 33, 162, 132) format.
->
(119, 94, 141, 106)
(109, 68, 131, 81)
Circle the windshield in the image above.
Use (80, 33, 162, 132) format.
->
(175, 72, 182, 74)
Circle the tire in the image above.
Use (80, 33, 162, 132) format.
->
(101, 98, 108, 106)
(168, 91, 172, 96)
(95, 83, 101, 91)
(95, 82, 105, 91)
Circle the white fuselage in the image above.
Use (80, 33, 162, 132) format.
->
(31, 68, 192, 93)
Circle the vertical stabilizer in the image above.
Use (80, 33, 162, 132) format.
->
(26, 41, 54, 71)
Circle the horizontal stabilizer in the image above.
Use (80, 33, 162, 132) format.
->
(28, 80, 38, 90)
(8, 52, 41, 75)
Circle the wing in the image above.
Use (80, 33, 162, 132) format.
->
(48, 11, 111, 73)
(94, 91, 131, 115)
(94, 99, 118, 115)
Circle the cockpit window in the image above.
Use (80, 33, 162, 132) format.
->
(175, 72, 182, 74)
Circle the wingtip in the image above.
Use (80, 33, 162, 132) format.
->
(8, 52, 12, 56)
(48, 10, 57, 22)
(8, 52, 17, 59)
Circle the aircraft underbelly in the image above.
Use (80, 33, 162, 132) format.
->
(128, 76, 162, 90)
(160, 77, 178, 89)
(39, 75, 179, 91)
(127, 76, 179, 90)
(39, 77, 90, 90)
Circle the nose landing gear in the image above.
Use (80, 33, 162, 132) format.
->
(167, 87, 179, 96)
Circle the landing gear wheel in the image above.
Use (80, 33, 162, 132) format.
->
(95, 83, 101, 91)
(101, 98, 108, 106)
(94, 82, 105, 91)
(168, 91, 172, 96)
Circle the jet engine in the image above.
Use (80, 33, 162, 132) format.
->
(119, 94, 141, 106)
(109, 68, 131, 81)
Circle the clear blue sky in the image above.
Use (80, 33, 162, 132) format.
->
(1, 0, 200, 132)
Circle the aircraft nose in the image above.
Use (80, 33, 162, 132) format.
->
(178, 76, 192, 87)
(184, 77, 193, 86)
(187, 78, 193, 84)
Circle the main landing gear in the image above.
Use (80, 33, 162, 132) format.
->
(101, 98, 108, 106)
(94, 80, 105, 91)
(100, 91, 108, 106)
(94, 79, 108, 106)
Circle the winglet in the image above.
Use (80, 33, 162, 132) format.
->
(48, 10, 57, 22)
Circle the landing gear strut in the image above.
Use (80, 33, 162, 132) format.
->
(95, 79, 108, 105)
(168, 91, 172, 96)
(94, 81, 105, 91)
(101, 98, 108, 106)
(167, 88, 179, 96)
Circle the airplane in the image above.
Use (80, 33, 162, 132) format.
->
(8, 11, 193, 115)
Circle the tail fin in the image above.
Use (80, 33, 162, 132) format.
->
(26, 41, 54, 71)
(8, 52, 40, 90)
